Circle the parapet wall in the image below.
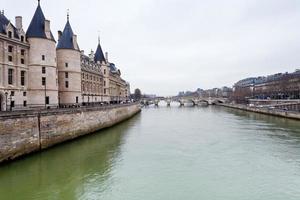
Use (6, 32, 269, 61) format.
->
(0, 103, 141, 163)
(221, 103, 300, 120)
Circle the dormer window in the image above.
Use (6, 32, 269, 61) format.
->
(21, 36, 24, 42)
(8, 31, 12, 38)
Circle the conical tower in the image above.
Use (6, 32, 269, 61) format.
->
(26, 0, 58, 108)
(56, 12, 81, 106)
(95, 37, 110, 102)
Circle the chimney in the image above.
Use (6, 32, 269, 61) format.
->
(15, 16, 22, 30)
(89, 50, 94, 61)
(72, 34, 78, 49)
(44, 20, 50, 33)
(58, 31, 62, 40)
(105, 52, 108, 62)
(44, 20, 51, 39)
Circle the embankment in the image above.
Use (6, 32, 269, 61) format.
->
(0, 103, 141, 163)
(220, 103, 300, 120)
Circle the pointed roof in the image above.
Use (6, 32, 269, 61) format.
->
(94, 40, 106, 63)
(26, 1, 55, 41)
(57, 19, 78, 50)
(0, 12, 19, 39)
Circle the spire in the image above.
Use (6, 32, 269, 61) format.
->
(57, 16, 79, 50)
(67, 9, 69, 21)
(94, 36, 106, 63)
(98, 31, 100, 44)
(26, 0, 55, 41)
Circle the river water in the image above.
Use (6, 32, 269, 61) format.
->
(1, 104, 300, 200)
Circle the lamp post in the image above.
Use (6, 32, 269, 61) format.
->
(44, 80, 47, 109)
(5, 92, 8, 111)
(9, 94, 12, 111)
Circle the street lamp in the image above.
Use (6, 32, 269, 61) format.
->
(5, 92, 8, 111)
(9, 94, 12, 111)
(44, 80, 47, 109)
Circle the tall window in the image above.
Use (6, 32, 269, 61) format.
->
(21, 71, 25, 86)
(76, 97, 78, 103)
(65, 63, 68, 67)
(42, 55, 45, 61)
(23, 101, 27, 107)
(21, 58, 25, 64)
(8, 56, 13, 62)
(42, 67, 46, 74)
(21, 36, 24, 42)
(8, 31, 12, 38)
(65, 81, 69, 88)
(8, 46, 13, 53)
(65, 72, 68, 78)
(8, 69, 13, 85)
(21, 49, 25, 56)
(42, 77, 46, 86)
(45, 96, 49, 105)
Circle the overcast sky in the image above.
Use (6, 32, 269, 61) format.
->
(3, 0, 300, 95)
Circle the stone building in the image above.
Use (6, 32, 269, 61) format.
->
(0, 1, 130, 111)
(81, 50, 104, 104)
(0, 11, 29, 111)
(233, 70, 300, 103)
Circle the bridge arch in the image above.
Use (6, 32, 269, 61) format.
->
(211, 99, 225, 105)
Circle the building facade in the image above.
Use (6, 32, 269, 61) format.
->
(233, 70, 300, 103)
(0, 1, 130, 111)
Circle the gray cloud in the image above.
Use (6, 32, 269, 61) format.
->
(3, 0, 300, 95)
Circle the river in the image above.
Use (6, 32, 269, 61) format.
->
(1, 104, 300, 200)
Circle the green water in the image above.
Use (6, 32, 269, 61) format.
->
(1, 105, 300, 200)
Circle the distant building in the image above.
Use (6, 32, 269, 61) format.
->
(233, 70, 300, 103)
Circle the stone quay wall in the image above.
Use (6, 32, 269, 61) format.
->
(220, 103, 300, 120)
(0, 103, 141, 163)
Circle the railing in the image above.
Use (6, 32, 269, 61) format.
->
(0, 101, 139, 118)
(0, 100, 135, 113)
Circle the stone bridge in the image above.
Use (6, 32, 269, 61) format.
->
(141, 97, 229, 106)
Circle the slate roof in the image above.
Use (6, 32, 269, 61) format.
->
(26, 2, 55, 41)
(94, 43, 106, 63)
(57, 20, 78, 50)
(0, 12, 19, 39)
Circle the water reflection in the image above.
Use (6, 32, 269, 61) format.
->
(0, 114, 141, 200)
(1, 106, 300, 200)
